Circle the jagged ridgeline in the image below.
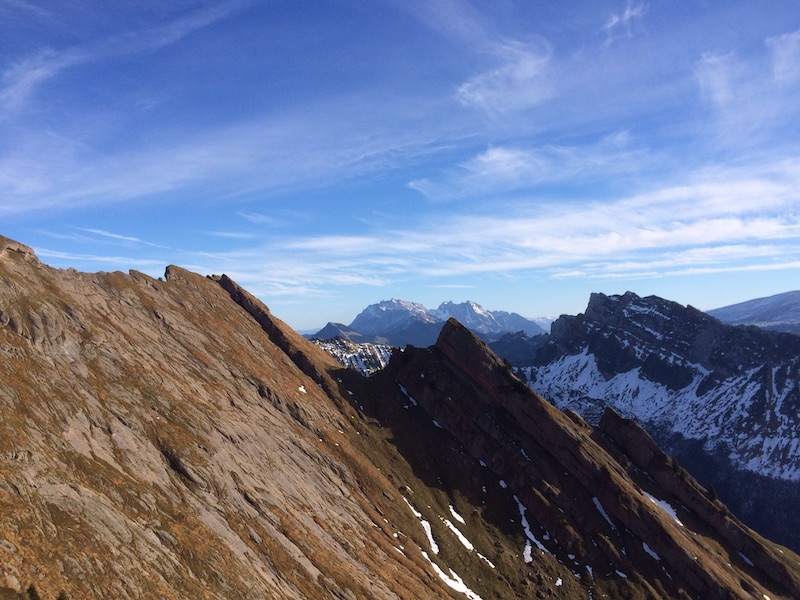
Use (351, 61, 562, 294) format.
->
(1, 235, 799, 600)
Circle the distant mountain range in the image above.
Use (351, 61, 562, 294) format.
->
(312, 298, 550, 346)
(708, 290, 800, 334)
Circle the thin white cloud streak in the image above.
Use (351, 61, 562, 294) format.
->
(388, 0, 489, 44)
(558, 243, 800, 279)
(0, 107, 451, 215)
(34, 249, 166, 271)
(76, 228, 172, 250)
(200, 163, 800, 293)
(457, 37, 554, 114)
(695, 28, 800, 146)
(0, 0, 50, 18)
(569, 259, 800, 282)
(204, 231, 255, 240)
(602, 2, 646, 46)
(767, 29, 800, 84)
(0, 2, 244, 114)
(409, 132, 642, 199)
(0, 49, 86, 111)
(38, 164, 799, 301)
(80, 228, 143, 243)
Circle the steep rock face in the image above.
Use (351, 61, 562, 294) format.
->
(524, 291, 800, 551)
(599, 409, 800, 595)
(488, 330, 549, 366)
(387, 320, 800, 600)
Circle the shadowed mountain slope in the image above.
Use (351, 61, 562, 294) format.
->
(1, 236, 799, 599)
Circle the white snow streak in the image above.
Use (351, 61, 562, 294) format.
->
(403, 497, 438, 553)
(449, 505, 466, 524)
(513, 494, 549, 563)
(642, 542, 661, 561)
(592, 497, 616, 530)
(442, 518, 474, 551)
(420, 551, 483, 600)
(643, 492, 684, 527)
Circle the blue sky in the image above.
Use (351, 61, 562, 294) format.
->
(2, 1, 800, 331)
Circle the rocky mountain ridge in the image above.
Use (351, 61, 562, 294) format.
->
(386, 319, 800, 599)
(523, 291, 800, 552)
(2, 236, 799, 599)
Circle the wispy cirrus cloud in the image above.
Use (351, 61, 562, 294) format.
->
(28, 155, 800, 322)
(34, 248, 167, 271)
(602, 2, 646, 46)
(204, 231, 256, 240)
(409, 132, 643, 199)
(0, 1, 245, 114)
(0, 49, 86, 111)
(767, 29, 800, 84)
(695, 28, 800, 146)
(223, 159, 800, 291)
(456, 37, 554, 114)
(387, 0, 489, 44)
(0, 97, 454, 215)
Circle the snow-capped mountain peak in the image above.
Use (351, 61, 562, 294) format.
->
(430, 300, 500, 333)
(349, 298, 438, 336)
(431, 300, 545, 336)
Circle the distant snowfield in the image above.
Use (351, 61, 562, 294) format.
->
(524, 347, 800, 481)
(313, 338, 393, 376)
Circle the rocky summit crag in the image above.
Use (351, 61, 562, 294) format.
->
(1, 236, 799, 599)
(523, 291, 800, 552)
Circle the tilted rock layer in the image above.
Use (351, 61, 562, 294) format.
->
(1, 236, 799, 599)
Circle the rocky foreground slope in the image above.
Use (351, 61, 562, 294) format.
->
(1, 236, 799, 599)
